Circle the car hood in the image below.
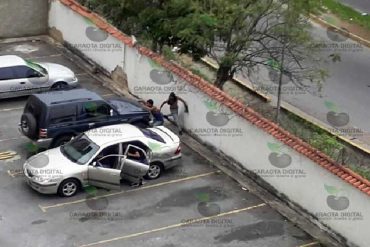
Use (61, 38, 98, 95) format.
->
(24, 147, 76, 174)
(108, 99, 148, 115)
(39, 62, 75, 79)
(149, 126, 180, 144)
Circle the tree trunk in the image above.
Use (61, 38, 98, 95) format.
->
(215, 65, 232, 89)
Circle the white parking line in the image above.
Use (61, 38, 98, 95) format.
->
(7, 170, 24, 178)
(39, 171, 219, 212)
(0, 136, 27, 143)
(0, 107, 23, 112)
(29, 54, 62, 60)
(102, 93, 116, 97)
(297, 242, 320, 247)
(79, 203, 267, 247)
(75, 72, 89, 76)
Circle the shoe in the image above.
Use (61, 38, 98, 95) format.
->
(131, 182, 140, 187)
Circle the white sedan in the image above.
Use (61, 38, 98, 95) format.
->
(23, 124, 181, 197)
(0, 55, 78, 98)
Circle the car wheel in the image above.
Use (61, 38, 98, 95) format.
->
(145, 163, 163, 179)
(51, 135, 74, 148)
(51, 82, 68, 90)
(58, 178, 79, 197)
(20, 113, 37, 139)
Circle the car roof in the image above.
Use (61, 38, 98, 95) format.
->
(32, 88, 102, 105)
(85, 124, 145, 146)
(0, 55, 27, 67)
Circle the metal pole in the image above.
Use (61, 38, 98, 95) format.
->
(276, 41, 285, 123)
(276, 0, 289, 123)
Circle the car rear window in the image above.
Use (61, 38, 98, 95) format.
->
(108, 100, 143, 113)
(49, 105, 77, 125)
(140, 129, 165, 143)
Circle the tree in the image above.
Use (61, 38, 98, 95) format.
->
(178, 0, 326, 89)
(79, 0, 326, 90)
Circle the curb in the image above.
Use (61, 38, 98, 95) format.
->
(280, 102, 370, 156)
(200, 57, 271, 102)
(309, 14, 370, 49)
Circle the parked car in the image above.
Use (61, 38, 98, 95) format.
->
(19, 88, 151, 148)
(23, 124, 182, 197)
(0, 55, 78, 98)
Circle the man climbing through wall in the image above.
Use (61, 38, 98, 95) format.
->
(160, 92, 189, 135)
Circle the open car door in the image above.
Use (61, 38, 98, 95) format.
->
(87, 154, 122, 191)
(120, 145, 150, 180)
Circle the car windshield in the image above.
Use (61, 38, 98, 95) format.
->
(140, 128, 165, 143)
(25, 59, 48, 75)
(61, 134, 99, 165)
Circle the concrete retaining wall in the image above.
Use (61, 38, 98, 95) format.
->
(0, 0, 48, 38)
(48, 1, 370, 246)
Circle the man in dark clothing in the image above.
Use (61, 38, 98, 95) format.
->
(139, 99, 164, 126)
(160, 92, 189, 135)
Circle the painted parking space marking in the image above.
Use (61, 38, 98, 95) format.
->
(0, 106, 23, 112)
(102, 93, 116, 97)
(39, 171, 219, 212)
(297, 242, 321, 247)
(79, 203, 267, 247)
(75, 72, 89, 76)
(7, 169, 24, 178)
(0, 137, 26, 143)
(30, 54, 62, 60)
(0, 151, 17, 160)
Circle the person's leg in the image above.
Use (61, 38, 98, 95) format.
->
(153, 120, 164, 126)
(170, 108, 182, 134)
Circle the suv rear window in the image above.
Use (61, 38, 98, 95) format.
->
(140, 129, 165, 143)
(49, 105, 77, 125)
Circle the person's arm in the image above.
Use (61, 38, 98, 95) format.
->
(159, 100, 167, 111)
(142, 104, 154, 111)
(138, 100, 153, 111)
(177, 97, 189, 113)
(128, 151, 140, 158)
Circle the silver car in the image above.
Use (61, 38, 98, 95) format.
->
(23, 124, 181, 197)
(0, 55, 78, 98)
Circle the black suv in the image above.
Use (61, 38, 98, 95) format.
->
(19, 89, 150, 149)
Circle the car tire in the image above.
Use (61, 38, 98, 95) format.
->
(58, 178, 80, 197)
(51, 82, 68, 90)
(20, 113, 37, 139)
(145, 163, 163, 180)
(51, 135, 74, 148)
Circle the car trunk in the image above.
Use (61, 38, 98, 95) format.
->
(149, 126, 180, 144)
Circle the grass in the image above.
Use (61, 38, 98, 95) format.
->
(281, 111, 370, 181)
(348, 165, 370, 180)
(319, 0, 370, 31)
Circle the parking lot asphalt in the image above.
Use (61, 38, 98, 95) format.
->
(0, 39, 321, 247)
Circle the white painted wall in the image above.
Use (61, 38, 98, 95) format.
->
(49, 2, 370, 246)
(49, 2, 125, 73)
